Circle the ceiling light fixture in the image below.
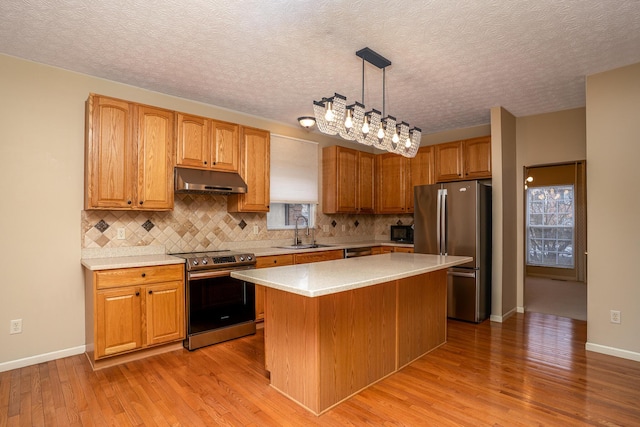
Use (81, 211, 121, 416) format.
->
(298, 116, 316, 129)
(313, 47, 421, 158)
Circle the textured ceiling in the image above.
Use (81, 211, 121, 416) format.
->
(2, 0, 640, 135)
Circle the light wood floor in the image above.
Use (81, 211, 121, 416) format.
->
(2, 312, 639, 426)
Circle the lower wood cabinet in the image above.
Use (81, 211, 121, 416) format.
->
(85, 264, 185, 368)
(293, 249, 343, 265)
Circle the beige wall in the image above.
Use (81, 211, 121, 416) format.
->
(585, 62, 640, 358)
(515, 108, 587, 309)
(490, 107, 518, 320)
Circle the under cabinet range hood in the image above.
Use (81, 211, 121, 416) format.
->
(174, 167, 248, 195)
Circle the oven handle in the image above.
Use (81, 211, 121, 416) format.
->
(187, 266, 255, 281)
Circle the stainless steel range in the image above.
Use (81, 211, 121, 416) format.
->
(171, 250, 256, 350)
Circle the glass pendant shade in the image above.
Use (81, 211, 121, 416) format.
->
(312, 48, 421, 157)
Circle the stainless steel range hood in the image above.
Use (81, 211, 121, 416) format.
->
(174, 167, 247, 195)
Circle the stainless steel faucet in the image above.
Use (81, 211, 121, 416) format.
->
(294, 215, 308, 245)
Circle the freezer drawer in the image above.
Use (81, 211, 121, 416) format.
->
(447, 268, 489, 323)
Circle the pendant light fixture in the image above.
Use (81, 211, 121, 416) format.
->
(313, 48, 421, 158)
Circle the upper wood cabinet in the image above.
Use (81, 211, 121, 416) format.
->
(463, 136, 492, 179)
(434, 136, 491, 182)
(323, 146, 375, 214)
(85, 94, 174, 210)
(228, 127, 270, 212)
(406, 146, 435, 212)
(176, 113, 239, 172)
(376, 153, 408, 214)
(376, 146, 434, 214)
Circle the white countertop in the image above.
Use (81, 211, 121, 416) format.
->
(231, 253, 472, 297)
(81, 254, 185, 271)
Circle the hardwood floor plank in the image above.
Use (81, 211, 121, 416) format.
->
(2, 312, 640, 426)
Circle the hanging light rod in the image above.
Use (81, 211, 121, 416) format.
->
(312, 47, 420, 158)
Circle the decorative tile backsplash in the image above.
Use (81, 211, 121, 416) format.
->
(82, 193, 413, 253)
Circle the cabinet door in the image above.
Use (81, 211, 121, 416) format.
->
(376, 153, 407, 214)
(464, 136, 492, 179)
(406, 146, 434, 212)
(96, 287, 142, 358)
(357, 152, 375, 213)
(228, 127, 270, 212)
(210, 120, 239, 172)
(146, 281, 184, 346)
(176, 113, 209, 168)
(136, 106, 175, 210)
(322, 145, 357, 214)
(435, 141, 464, 182)
(86, 95, 135, 209)
(255, 254, 295, 321)
(393, 247, 414, 253)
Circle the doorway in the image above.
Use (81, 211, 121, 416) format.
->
(523, 161, 587, 320)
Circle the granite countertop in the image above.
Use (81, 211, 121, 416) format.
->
(231, 253, 472, 297)
(80, 241, 414, 270)
(81, 254, 185, 271)
(248, 240, 413, 257)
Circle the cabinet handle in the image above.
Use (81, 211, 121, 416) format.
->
(273, 260, 277, 264)
(213, 162, 217, 165)
(148, 290, 153, 295)
(141, 273, 146, 277)
(204, 161, 208, 165)
(139, 201, 144, 205)
(135, 291, 140, 296)
(127, 200, 132, 205)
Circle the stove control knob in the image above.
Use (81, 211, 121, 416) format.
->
(192, 259, 198, 266)
(202, 258, 208, 264)
(239, 256, 245, 262)
(247, 255, 253, 261)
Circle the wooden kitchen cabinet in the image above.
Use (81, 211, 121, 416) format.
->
(434, 136, 491, 182)
(176, 113, 239, 172)
(376, 146, 433, 214)
(85, 94, 174, 210)
(294, 249, 344, 265)
(323, 146, 375, 214)
(463, 136, 492, 179)
(85, 264, 185, 368)
(376, 153, 407, 214)
(358, 151, 376, 213)
(228, 127, 270, 212)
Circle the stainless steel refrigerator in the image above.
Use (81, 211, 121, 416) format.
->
(414, 180, 492, 323)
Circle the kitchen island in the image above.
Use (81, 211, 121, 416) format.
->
(232, 253, 472, 415)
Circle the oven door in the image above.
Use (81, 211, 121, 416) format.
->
(187, 268, 255, 335)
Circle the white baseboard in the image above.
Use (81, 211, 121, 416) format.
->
(517, 306, 525, 313)
(0, 345, 86, 373)
(585, 342, 640, 362)
(490, 307, 517, 323)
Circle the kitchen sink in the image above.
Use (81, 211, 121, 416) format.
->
(276, 244, 334, 250)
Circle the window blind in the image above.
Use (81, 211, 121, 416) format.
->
(270, 134, 319, 204)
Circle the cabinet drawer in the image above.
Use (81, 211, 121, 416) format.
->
(95, 264, 184, 289)
(294, 250, 344, 265)
(256, 254, 294, 269)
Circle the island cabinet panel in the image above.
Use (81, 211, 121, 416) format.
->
(265, 282, 396, 415)
(396, 270, 447, 367)
(317, 282, 397, 412)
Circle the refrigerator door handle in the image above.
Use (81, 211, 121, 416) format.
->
(447, 270, 477, 279)
(441, 189, 448, 255)
(436, 189, 442, 254)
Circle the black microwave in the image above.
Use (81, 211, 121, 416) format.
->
(390, 225, 414, 243)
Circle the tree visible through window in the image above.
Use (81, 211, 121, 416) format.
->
(526, 185, 574, 268)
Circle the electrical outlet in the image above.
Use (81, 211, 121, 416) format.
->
(10, 319, 22, 334)
(117, 228, 126, 240)
(610, 310, 621, 324)
(253, 225, 259, 235)
(322, 225, 329, 233)
(341, 225, 346, 232)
